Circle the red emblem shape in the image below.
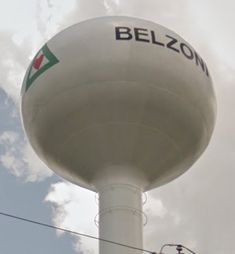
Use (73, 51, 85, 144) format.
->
(33, 54, 44, 70)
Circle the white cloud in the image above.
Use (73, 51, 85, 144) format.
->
(144, 194, 168, 219)
(103, 0, 120, 15)
(0, 131, 18, 144)
(0, 152, 22, 177)
(0, 32, 32, 104)
(0, 131, 52, 182)
(45, 182, 98, 254)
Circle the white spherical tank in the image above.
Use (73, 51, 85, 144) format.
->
(21, 16, 216, 254)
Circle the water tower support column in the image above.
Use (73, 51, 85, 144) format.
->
(95, 166, 144, 254)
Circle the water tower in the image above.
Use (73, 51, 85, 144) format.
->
(21, 16, 216, 254)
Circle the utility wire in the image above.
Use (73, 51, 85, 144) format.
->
(0, 211, 155, 254)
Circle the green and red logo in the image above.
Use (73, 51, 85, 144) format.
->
(25, 44, 59, 92)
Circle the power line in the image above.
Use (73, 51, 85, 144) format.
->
(0, 211, 155, 254)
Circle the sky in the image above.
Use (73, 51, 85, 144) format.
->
(0, 0, 235, 253)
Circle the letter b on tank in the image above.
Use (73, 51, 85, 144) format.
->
(115, 27, 133, 40)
